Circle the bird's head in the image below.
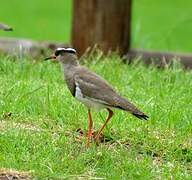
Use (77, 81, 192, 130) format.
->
(44, 47, 78, 65)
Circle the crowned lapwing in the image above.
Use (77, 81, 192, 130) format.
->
(45, 48, 149, 147)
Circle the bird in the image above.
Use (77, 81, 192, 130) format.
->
(0, 23, 13, 31)
(45, 47, 149, 147)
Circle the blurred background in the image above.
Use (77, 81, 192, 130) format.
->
(1, 0, 192, 53)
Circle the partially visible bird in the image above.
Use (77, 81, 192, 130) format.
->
(0, 23, 13, 31)
(45, 48, 149, 147)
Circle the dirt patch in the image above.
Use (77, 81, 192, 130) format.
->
(0, 168, 31, 180)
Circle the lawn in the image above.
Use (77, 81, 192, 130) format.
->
(0, 0, 192, 179)
(0, 56, 191, 179)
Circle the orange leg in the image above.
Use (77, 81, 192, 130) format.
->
(86, 109, 93, 148)
(95, 108, 113, 144)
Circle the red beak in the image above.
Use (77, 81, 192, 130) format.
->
(44, 55, 57, 61)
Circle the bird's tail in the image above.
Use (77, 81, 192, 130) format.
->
(132, 111, 149, 120)
(115, 97, 149, 120)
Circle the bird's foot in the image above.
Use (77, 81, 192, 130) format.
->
(93, 132, 105, 145)
(76, 128, 84, 143)
(75, 128, 95, 143)
(76, 128, 110, 146)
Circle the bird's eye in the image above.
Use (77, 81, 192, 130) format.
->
(55, 50, 61, 56)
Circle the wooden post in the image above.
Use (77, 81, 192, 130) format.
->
(72, 0, 132, 56)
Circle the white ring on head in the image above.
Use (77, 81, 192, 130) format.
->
(56, 47, 76, 53)
(65, 48, 76, 53)
(56, 47, 66, 51)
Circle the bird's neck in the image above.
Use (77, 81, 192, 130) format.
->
(60, 54, 79, 82)
(62, 63, 78, 72)
(63, 56, 78, 68)
(62, 61, 79, 82)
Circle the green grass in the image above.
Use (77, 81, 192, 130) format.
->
(1, 0, 192, 52)
(0, 0, 192, 179)
(0, 55, 191, 179)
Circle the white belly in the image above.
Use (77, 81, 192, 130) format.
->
(75, 86, 106, 111)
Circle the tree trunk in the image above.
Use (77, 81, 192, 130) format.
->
(72, 0, 132, 57)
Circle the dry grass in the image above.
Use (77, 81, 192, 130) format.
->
(0, 168, 32, 180)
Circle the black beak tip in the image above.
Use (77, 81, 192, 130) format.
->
(44, 57, 50, 61)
